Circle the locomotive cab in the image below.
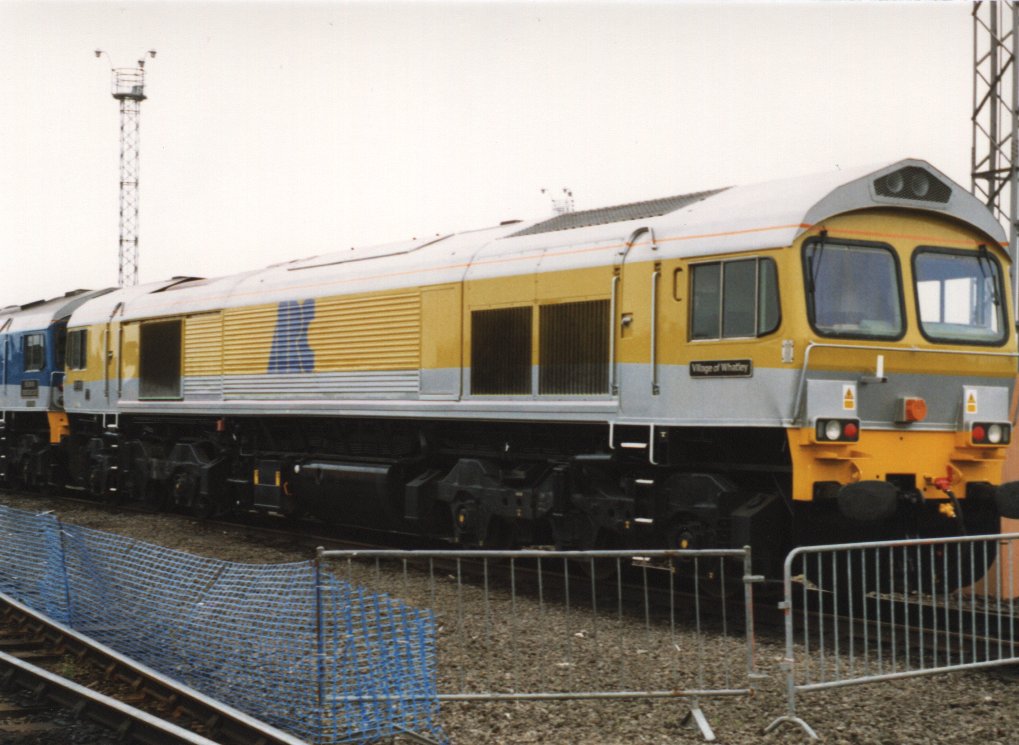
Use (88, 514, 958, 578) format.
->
(787, 177, 1017, 546)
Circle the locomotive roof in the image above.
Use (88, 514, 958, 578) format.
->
(509, 188, 730, 238)
(500, 158, 1004, 254)
(0, 289, 114, 334)
(67, 158, 1007, 325)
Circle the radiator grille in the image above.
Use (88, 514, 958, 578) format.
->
(471, 307, 532, 395)
(539, 300, 610, 395)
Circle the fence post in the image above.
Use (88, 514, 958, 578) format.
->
(56, 518, 72, 625)
(39, 512, 72, 626)
(742, 546, 767, 689)
(314, 546, 327, 743)
(763, 548, 818, 740)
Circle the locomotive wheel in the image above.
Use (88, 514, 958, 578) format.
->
(118, 470, 141, 504)
(571, 531, 621, 581)
(5, 458, 23, 490)
(141, 480, 167, 512)
(190, 491, 215, 520)
(19, 458, 34, 491)
(171, 471, 196, 510)
(664, 515, 707, 552)
(662, 516, 740, 597)
(87, 467, 106, 500)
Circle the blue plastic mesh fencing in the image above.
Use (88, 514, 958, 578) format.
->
(0, 505, 443, 744)
(0, 506, 69, 622)
(319, 578, 440, 743)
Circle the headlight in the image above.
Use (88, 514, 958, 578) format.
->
(909, 172, 930, 198)
(815, 418, 860, 443)
(971, 422, 1011, 446)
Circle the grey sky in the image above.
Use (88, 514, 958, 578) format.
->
(0, 1, 972, 306)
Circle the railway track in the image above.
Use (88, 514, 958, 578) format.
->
(0, 591, 308, 745)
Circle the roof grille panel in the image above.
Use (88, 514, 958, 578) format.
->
(509, 187, 729, 238)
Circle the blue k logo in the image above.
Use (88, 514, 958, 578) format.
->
(267, 299, 315, 373)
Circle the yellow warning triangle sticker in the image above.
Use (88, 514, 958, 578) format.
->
(843, 386, 856, 410)
(966, 391, 978, 414)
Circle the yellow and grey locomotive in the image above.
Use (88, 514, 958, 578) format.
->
(1, 159, 1015, 575)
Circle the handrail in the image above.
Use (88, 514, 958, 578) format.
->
(790, 340, 1019, 425)
(651, 268, 660, 395)
(609, 274, 619, 396)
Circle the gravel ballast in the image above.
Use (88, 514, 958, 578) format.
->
(1, 492, 1016, 745)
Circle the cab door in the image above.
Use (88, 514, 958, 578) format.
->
(614, 226, 663, 417)
(103, 303, 124, 407)
(0, 319, 10, 406)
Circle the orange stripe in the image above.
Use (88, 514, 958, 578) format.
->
(112, 219, 1007, 317)
(801, 225, 1008, 249)
(120, 221, 808, 316)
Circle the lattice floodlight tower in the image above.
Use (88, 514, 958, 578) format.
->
(972, 1, 1019, 315)
(95, 49, 156, 287)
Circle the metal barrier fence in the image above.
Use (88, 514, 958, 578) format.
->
(319, 547, 764, 742)
(0, 505, 443, 745)
(765, 533, 1019, 740)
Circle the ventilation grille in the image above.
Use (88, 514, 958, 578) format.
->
(471, 307, 532, 395)
(539, 300, 610, 395)
(509, 188, 729, 238)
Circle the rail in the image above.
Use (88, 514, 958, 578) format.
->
(0, 590, 308, 745)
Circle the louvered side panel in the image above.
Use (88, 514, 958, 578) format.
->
(223, 370, 420, 399)
(310, 293, 421, 372)
(183, 313, 223, 399)
(222, 304, 276, 375)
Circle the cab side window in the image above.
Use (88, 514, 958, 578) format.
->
(22, 333, 45, 372)
(689, 257, 780, 340)
(66, 329, 88, 370)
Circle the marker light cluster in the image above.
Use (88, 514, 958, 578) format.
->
(971, 422, 1011, 446)
(815, 418, 860, 443)
(874, 166, 951, 204)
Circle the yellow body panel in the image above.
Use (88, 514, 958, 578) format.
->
(64, 322, 108, 386)
(310, 292, 421, 372)
(788, 428, 1008, 502)
(535, 265, 614, 304)
(184, 313, 223, 378)
(464, 274, 538, 309)
(119, 322, 138, 382)
(222, 304, 275, 375)
(421, 284, 462, 371)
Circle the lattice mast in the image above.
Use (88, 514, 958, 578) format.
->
(95, 50, 156, 287)
(972, 2, 1019, 315)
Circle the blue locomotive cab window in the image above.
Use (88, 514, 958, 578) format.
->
(22, 334, 45, 372)
(690, 257, 780, 340)
(914, 247, 1007, 345)
(805, 240, 903, 339)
